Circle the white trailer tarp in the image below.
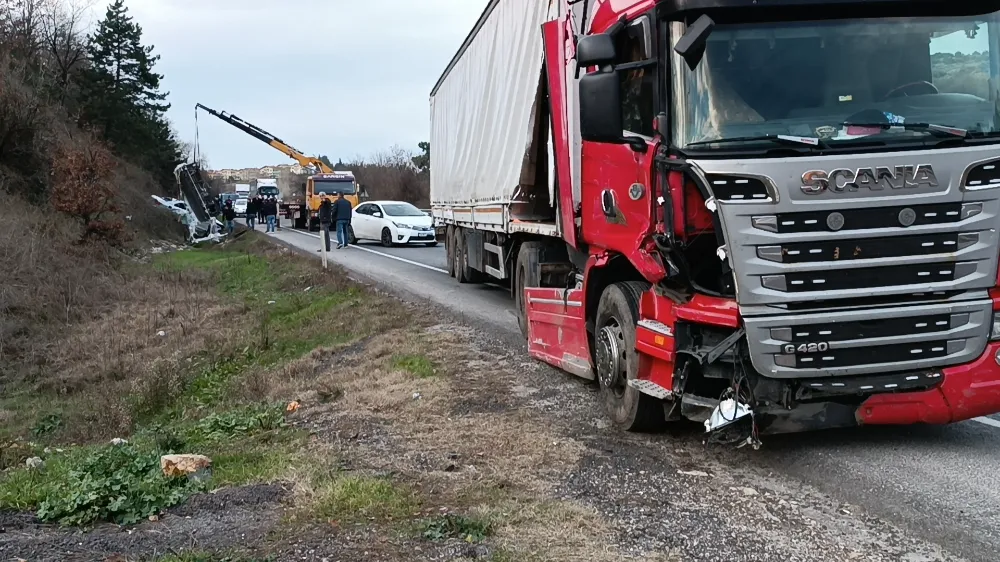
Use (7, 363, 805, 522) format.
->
(430, 0, 548, 206)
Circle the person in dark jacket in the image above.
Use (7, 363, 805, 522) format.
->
(317, 193, 333, 251)
(246, 197, 258, 230)
(222, 200, 236, 234)
(256, 195, 265, 223)
(333, 192, 352, 249)
(263, 197, 278, 233)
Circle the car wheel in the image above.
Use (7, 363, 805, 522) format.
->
(349, 225, 358, 245)
(381, 227, 394, 247)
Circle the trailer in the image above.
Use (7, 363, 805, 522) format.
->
(432, 0, 1000, 443)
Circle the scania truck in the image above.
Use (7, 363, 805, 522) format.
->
(431, 0, 1000, 442)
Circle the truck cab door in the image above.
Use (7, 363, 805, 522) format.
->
(579, 16, 662, 281)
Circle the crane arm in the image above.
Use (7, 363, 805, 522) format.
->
(195, 103, 334, 174)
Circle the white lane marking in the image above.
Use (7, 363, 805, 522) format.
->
(972, 416, 1000, 429)
(284, 229, 449, 274)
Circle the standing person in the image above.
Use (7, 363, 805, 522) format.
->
(333, 192, 352, 249)
(317, 193, 333, 252)
(246, 196, 258, 230)
(264, 196, 278, 233)
(222, 200, 236, 234)
(257, 195, 265, 224)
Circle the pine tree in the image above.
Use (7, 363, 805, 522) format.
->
(81, 0, 177, 179)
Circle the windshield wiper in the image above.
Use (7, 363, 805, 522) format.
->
(843, 122, 968, 138)
(686, 134, 826, 148)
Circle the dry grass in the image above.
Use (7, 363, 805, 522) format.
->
(0, 232, 662, 560)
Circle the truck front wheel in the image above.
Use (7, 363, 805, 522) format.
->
(595, 281, 664, 432)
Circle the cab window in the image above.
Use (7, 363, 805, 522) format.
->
(613, 18, 655, 136)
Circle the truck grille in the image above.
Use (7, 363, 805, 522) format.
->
(742, 298, 991, 378)
(693, 146, 1000, 377)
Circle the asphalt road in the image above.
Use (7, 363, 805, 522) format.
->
(263, 224, 1000, 562)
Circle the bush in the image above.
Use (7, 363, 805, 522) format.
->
(49, 137, 129, 246)
(36, 443, 202, 526)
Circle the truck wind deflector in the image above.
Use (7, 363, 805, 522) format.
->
(673, 14, 714, 70)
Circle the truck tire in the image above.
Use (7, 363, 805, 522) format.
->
(454, 228, 482, 284)
(446, 226, 456, 278)
(515, 242, 544, 339)
(595, 281, 664, 432)
(454, 228, 470, 283)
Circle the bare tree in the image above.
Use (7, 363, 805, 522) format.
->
(0, 0, 47, 64)
(39, 0, 91, 105)
(347, 145, 429, 207)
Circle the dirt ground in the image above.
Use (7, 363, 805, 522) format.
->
(0, 235, 964, 562)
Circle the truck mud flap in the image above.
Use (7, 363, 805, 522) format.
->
(525, 287, 593, 380)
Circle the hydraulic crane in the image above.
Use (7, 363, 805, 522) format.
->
(195, 103, 361, 230)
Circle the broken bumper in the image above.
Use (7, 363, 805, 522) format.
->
(857, 342, 1000, 425)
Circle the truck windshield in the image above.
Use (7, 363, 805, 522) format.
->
(313, 180, 356, 195)
(670, 12, 1000, 151)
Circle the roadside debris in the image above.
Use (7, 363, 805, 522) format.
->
(286, 400, 301, 413)
(25, 457, 44, 470)
(111, 438, 129, 446)
(161, 454, 212, 482)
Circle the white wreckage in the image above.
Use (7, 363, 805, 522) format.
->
(158, 162, 226, 244)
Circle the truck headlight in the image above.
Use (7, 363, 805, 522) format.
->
(991, 312, 1000, 341)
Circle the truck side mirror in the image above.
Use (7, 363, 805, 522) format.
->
(579, 71, 624, 144)
(576, 33, 616, 67)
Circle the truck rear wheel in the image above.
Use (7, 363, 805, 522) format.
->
(454, 228, 470, 283)
(446, 227, 456, 278)
(595, 281, 664, 432)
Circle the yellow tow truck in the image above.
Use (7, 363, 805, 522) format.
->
(196, 103, 360, 230)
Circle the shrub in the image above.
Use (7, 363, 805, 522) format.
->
(36, 443, 202, 526)
(49, 138, 129, 246)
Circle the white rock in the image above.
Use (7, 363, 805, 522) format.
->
(111, 438, 128, 446)
(25, 457, 44, 470)
(157, 330, 166, 337)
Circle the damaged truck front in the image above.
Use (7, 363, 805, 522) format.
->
(432, 0, 1000, 444)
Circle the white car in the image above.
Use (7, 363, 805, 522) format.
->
(234, 197, 249, 216)
(352, 201, 437, 247)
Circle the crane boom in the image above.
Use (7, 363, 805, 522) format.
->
(195, 103, 334, 174)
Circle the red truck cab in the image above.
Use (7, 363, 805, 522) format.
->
(434, 0, 1000, 443)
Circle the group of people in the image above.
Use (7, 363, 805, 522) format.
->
(219, 194, 279, 234)
(318, 192, 353, 250)
(245, 195, 279, 232)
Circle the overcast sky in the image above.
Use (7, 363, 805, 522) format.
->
(121, 0, 488, 169)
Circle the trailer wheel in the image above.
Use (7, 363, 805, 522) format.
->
(515, 242, 543, 339)
(446, 226, 456, 278)
(595, 281, 664, 432)
(454, 228, 470, 283)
